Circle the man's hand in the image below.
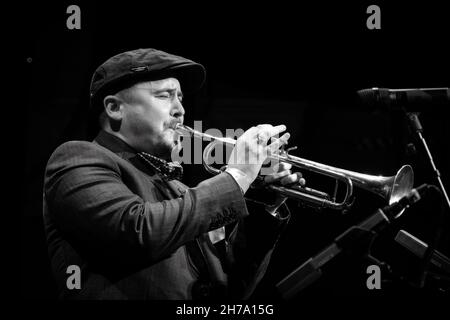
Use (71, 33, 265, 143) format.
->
(263, 162, 305, 216)
(226, 124, 304, 215)
(228, 124, 290, 187)
(264, 162, 305, 186)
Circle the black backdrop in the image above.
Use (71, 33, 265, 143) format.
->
(23, 1, 449, 300)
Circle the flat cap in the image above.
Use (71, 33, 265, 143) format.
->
(90, 48, 206, 109)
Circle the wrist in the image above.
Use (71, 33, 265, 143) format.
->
(225, 167, 253, 194)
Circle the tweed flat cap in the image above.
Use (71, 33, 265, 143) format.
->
(90, 48, 206, 109)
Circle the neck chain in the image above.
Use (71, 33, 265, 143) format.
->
(137, 152, 183, 181)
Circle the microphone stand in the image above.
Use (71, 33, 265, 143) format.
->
(276, 186, 428, 299)
(405, 111, 450, 213)
(404, 112, 449, 289)
(276, 208, 395, 299)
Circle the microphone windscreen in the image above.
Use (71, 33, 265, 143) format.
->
(356, 88, 388, 110)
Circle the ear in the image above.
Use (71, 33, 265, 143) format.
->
(103, 95, 124, 121)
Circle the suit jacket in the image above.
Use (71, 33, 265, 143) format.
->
(43, 130, 289, 300)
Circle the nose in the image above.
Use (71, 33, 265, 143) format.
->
(171, 96, 185, 119)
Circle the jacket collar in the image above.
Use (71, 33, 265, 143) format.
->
(93, 130, 137, 162)
(93, 130, 185, 198)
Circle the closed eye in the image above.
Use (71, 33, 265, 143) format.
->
(156, 90, 183, 102)
(157, 92, 171, 98)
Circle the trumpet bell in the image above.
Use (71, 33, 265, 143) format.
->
(388, 165, 414, 205)
(385, 165, 414, 218)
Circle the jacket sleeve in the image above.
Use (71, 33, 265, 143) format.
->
(44, 141, 249, 267)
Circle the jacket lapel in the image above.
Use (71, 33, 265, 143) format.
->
(127, 155, 175, 199)
(93, 130, 185, 200)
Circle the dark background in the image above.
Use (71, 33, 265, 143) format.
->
(23, 1, 449, 300)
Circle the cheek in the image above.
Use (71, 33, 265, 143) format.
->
(142, 101, 171, 125)
(126, 105, 165, 132)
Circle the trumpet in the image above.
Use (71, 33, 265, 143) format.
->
(175, 124, 414, 211)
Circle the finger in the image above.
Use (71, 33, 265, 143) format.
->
(264, 169, 291, 184)
(267, 132, 290, 152)
(272, 162, 292, 173)
(292, 172, 306, 186)
(278, 162, 292, 172)
(255, 124, 273, 142)
(280, 173, 299, 185)
(271, 162, 292, 173)
(299, 177, 306, 186)
(279, 172, 305, 186)
(268, 124, 287, 137)
(257, 125, 287, 143)
(270, 132, 290, 147)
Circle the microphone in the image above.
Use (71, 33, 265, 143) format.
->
(395, 230, 450, 274)
(357, 87, 449, 111)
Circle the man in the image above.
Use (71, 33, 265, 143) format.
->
(43, 48, 302, 300)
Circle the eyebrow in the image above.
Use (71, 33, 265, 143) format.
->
(153, 88, 184, 97)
